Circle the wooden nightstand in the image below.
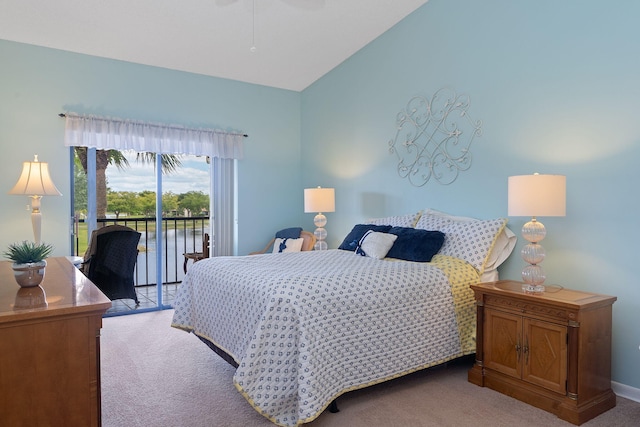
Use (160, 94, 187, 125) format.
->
(468, 280, 617, 425)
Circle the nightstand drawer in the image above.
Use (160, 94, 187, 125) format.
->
(484, 293, 572, 323)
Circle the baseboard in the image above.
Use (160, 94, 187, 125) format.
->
(612, 381, 640, 403)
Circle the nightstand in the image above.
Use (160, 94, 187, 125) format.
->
(468, 280, 617, 425)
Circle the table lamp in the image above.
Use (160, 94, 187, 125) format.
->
(304, 187, 335, 250)
(9, 155, 62, 244)
(508, 173, 566, 294)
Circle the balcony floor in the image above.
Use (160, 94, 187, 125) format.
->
(106, 283, 180, 315)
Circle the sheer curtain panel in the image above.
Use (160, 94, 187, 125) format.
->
(211, 157, 236, 257)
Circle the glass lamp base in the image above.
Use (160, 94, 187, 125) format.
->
(313, 213, 327, 228)
(521, 264, 545, 294)
(314, 241, 328, 251)
(520, 217, 547, 294)
(313, 227, 327, 241)
(313, 226, 328, 250)
(522, 284, 545, 294)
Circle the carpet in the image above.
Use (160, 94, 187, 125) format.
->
(101, 309, 640, 427)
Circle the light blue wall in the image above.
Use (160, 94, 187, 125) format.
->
(301, 0, 640, 390)
(0, 39, 302, 256)
(1, 0, 638, 394)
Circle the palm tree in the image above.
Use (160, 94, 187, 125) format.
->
(74, 147, 182, 218)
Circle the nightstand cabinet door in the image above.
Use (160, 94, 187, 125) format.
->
(524, 318, 567, 394)
(484, 309, 521, 378)
(484, 309, 568, 395)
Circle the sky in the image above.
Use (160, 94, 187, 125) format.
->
(105, 152, 210, 195)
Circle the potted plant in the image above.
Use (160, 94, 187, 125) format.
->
(4, 241, 54, 287)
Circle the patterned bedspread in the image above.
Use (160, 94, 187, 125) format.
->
(171, 250, 479, 427)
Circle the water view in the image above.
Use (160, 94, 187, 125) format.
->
(134, 226, 207, 286)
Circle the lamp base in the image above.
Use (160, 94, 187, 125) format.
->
(313, 213, 329, 250)
(521, 262, 545, 293)
(31, 209, 42, 245)
(314, 240, 328, 251)
(522, 284, 545, 294)
(313, 227, 328, 251)
(520, 219, 546, 294)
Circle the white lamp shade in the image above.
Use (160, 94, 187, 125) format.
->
(508, 174, 566, 217)
(9, 157, 62, 196)
(304, 187, 335, 213)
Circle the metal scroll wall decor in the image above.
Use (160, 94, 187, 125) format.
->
(388, 87, 482, 187)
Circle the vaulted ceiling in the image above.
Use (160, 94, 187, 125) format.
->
(0, 0, 429, 91)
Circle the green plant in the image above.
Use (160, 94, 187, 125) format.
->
(4, 241, 54, 264)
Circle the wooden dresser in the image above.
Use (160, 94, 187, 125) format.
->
(0, 257, 111, 427)
(468, 280, 617, 425)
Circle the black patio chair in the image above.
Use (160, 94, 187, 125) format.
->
(83, 225, 141, 305)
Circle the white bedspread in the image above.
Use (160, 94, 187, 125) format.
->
(171, 250, 479, 427)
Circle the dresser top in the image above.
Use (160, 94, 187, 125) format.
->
(0, 256, 111, 322)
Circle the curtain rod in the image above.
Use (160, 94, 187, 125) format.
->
(58, 113, 248, 138)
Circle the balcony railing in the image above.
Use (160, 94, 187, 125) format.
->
(75, 216, 209, 287)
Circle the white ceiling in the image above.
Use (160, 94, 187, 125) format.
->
(0, 0, 429, 91)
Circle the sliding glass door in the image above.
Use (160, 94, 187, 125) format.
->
(71, 147, 210, 315)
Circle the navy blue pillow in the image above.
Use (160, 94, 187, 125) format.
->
(386, 227, 445, 262)
(338, 224, 393, 251)
(275, 227, 302, 239)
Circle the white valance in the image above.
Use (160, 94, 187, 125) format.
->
(63, 112, 244, 159)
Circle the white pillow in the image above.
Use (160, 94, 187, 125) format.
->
(416, 211, 508, 273)
(365, 211, 422, 228)
(421, 208, 516, 272)
(272, 237, 304, 253)
(356, 230, 398, 259)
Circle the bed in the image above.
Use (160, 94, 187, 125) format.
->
(171, 209, 516, 427)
